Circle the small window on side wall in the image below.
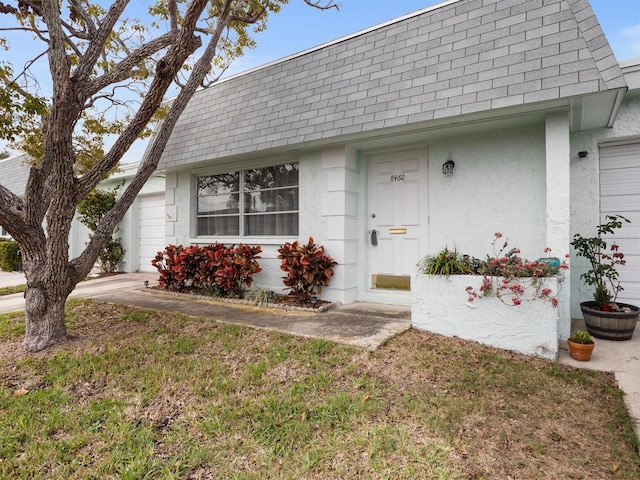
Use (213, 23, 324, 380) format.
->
(196, 163, 299, 237)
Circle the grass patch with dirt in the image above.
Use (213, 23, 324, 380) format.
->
(0, 284, 26, 296)
(0, 300, 638, 479)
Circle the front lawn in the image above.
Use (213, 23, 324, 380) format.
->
(1, 300, 638, 479)
(0, 284, 26, 297)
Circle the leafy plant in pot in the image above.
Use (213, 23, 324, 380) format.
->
(417, 246, 473, 276)
(571, 215, 640, 340)
(567, 330, 595, 362)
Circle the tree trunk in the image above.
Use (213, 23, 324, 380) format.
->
(23, 284, 68, 351)
(19, 201, 78, 352)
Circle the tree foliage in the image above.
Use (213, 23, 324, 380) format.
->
(0, 0, 338, 351)
(77, 187, 125, 273)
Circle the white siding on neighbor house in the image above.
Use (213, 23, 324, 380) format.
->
(600, 141, 640, 306)
(138, 193, 166, 273)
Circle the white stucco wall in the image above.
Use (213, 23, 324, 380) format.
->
(168, 121, 554, 305)
(570, 93, 640, 318)
(545, 112, 572, 341)
(169, 153, 350, 300)
(426, 124, 547, 260)
(412, 274, 560, 360)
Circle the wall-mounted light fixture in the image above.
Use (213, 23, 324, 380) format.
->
(442, 157, 455, 176)
(577, 150, 589, 159)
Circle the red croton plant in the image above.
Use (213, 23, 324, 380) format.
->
(278, 237, 338, 303)
(152, 243, 262, 297)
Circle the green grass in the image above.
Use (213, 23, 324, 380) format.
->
(0, 301, 639, 479)
(0, 284, 26, 296)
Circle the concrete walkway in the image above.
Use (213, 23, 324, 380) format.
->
(1, 271, 638, 442)
(0, 272, 411, 351)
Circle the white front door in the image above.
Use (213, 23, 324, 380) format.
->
(368, 150, 428, 290)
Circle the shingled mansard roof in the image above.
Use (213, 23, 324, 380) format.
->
(158, 0, 626, 170)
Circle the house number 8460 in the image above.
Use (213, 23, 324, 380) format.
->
(390, 174, 405, 182)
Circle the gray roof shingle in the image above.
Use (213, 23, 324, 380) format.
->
(158, 0, 625, 169)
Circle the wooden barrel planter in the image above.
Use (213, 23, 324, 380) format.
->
(580, 301, 640, 341)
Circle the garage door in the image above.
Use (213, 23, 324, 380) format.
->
(138, 193, 166, 273)
(600, 142, 640, 305)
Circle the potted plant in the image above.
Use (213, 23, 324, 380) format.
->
(567, 330, 595, 361)
(417, 246, 473, 276)
(571, 215, 639, 340)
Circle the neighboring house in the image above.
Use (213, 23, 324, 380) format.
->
(153, 0, 640, 341)
(0, 155, 165, 273)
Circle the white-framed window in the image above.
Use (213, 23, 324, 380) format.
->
(196, 163, 299, 237)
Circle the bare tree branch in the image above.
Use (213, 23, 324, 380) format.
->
(80, 32, 175, 98)
(68, 0, 98, 36)
(168, 0, 178, 32)
(303, 0, 340, 10)
(0, 26, 45, 33)
(72, 0, 130, 84)
(0, 184, 25, 236)
(75, 0, 210, 201)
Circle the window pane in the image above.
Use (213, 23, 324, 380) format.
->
(197, 216, 240, 236)
(244, 213, 298, 236)
(197, 193, 239, 215)
(197, 173, 239, 195)
(244, 163, 298, 190)
(244, 188, 298, 213)
(196, 163, 299, 238)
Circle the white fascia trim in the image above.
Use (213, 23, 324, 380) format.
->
(619, 57, 640, 71)
(608, 87, 629, 128)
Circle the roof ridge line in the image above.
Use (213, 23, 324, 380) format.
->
(566, 0, 626, 90)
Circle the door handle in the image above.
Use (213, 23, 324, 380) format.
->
(370, 229, 378, 246)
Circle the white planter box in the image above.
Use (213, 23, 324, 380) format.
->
(411, 274, 560, 360)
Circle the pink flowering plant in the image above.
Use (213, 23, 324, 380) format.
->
(465, 232, 568, 308)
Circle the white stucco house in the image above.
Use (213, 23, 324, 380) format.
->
(149, 0, 640, 344)
(2, 0, 640, 356)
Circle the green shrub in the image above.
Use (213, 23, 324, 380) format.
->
(278, 237, 337, 303)
(570, 330, 594, 345)
(0, 240, 20, 271)
(98, 237, 125, 273)
(77, 187, 125, 273)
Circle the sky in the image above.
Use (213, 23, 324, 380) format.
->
(1, 0, 639, 162)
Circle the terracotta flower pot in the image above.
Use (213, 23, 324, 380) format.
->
(567, 339, 595, 362)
